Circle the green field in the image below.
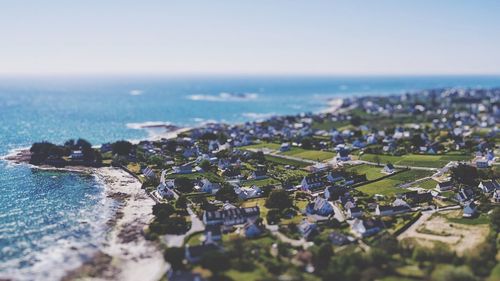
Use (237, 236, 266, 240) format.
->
(356, 169, 433, 196)
(360, 153, 471, 168)
(346, 164, 386, 180)
(243, 177, 280, 187)
(264, 155, 309, 167)
(240, 142, 281, 150)
(356, 178, 407, 196)
(411, 178, 438, 190)
(281, 147, 335, 161)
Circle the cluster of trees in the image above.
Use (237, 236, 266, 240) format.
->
(148, 203, 189, 236)
(30, 138, 101, 166)
(265, 189, 294, 224)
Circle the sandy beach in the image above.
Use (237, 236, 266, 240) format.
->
(320, 98, 344, 114)
(63, 167, 168, 281)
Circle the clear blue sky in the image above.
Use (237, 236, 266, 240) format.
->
(1, 0, 499, 75)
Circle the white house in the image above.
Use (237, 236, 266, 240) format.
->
(235, 185, 262, 200)
(194, 179, 221, 194)
(157, 181, 175, 200)
(436, 181, 454, 192)
(300, 174, 325, 191)
(280, 143, 291, 152)
(375, 205, 410, 216)
(347, 207, 363, 219)
(462, 202, 477, 218)
(351, 218, 381, 238)
(383, 163, 395, 174)
(479, 180, 499, 193)
(306, 196, 334, 217)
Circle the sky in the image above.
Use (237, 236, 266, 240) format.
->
(0, 0, 499, 76)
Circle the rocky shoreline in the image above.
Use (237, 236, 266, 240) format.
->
(61, 167, 168, 281)
(1, 152, 168, 281)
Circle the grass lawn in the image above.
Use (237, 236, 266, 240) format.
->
(357, 178, 406, 196)
(441, 212, 490, 225)
(360, 153, 472, 168)
(185, 232, 204, 246)
(488, 263, 500, 281)
(356, 170, 432, 196)
(243, 177, 280, 187)
(242, 198, 270, 222)
(346, 164, 386, 180)
(166, 171, 223, 182)
(281, 147, 335, 161)
(412, 178, 438, 190)
(240, 142, 281, 151)
(126, 162, 141, 173)
(264, 155, 309, 167)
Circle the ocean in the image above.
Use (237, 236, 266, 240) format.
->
(1, 75, 500, 280)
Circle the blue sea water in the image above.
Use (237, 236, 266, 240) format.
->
(1, 75, 500, 280)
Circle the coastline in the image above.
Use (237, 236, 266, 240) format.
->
(0, 155, 168, 281)
(63, 166, 168, 281)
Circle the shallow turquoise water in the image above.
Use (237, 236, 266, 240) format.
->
(1, 75, 500, 280)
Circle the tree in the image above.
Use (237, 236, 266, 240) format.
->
(266, 209, 281, 225)
(265, 189, 292, 210)
(430, 265, 477, 281)
(350, 115, 362, 126)
(215, 184, 238, 203)
(175, 195, 188, 209)
(112, 140, 133, 156)
(301, 137, 314, 150)
(199, 159, 212, 172)
(174, 177, 194, 193)
(450, 164, 478, 186)
(148, 155, 164, 167)
(490, 208, 500, 232)
(152, 203, 175, 220)
(163, 247, 185, 271)
(314, 243, 334, 272)
(200, 251, 230, 275)
(164, 140, 177, 153)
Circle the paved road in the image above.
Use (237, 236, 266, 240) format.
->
(265, 224, 312, 249)
(159, 169, 206, 247)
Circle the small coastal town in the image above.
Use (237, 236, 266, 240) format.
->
(7, 87, 500, 281)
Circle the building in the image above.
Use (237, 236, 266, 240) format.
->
(479, 180, 499, 193)
(203, 206, 260, 226)
(300, 174, 326, 191)
(351, 218, 381, 238)
(383, 163, 395, 174)
(347, 207, 363, 219)
(375, 205, 411, 216)
(436, 181, 454, 192)
(280, 143, 291, 152)
(298, 220, 318, 240)
(173, 163, 193, 174)
(462, 202, 477, 218)
(306, 196, 334, 217)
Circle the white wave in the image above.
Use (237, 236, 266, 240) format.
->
(126, 121, 172, 130)
(242, 112, 276, 120)
(129, 89, 144, 96)
(188, 92, 258, 102)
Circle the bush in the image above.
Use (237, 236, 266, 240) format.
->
(265, 189, 292, 210)
(266, 209, 281, 225)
